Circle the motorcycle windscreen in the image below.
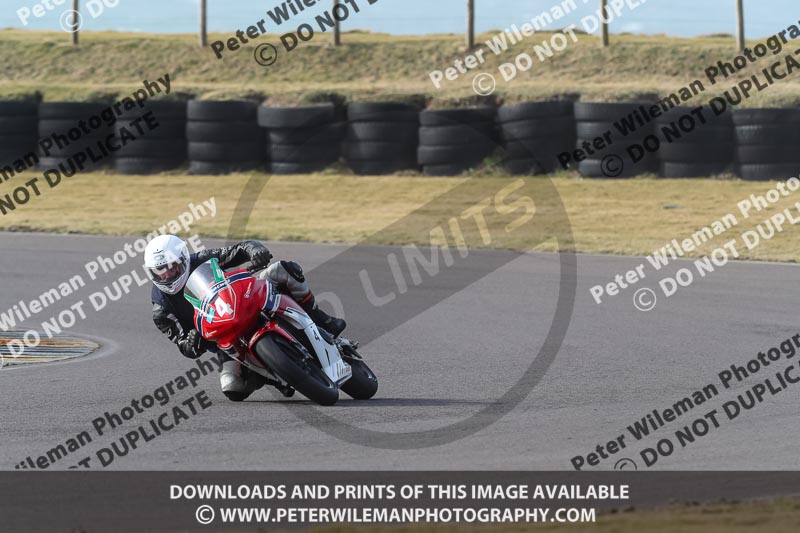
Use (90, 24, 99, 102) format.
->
(184, 260, 222, 304)
(183, 259, 247, 332)
(183, 258, 236, 328)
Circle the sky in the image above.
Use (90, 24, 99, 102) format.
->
(1, 0, 797, 39)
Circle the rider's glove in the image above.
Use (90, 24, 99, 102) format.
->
(249, 248, 273, 272)
(178, 329, 205, 359)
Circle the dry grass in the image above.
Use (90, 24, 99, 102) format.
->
(4, 170, 800, 262)
(2, 29, 800, 106)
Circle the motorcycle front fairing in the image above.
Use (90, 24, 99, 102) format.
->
(183, 258, 266, 350)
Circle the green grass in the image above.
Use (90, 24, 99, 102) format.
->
(4, 170, 800, 262)
(2, 29, 800, 106)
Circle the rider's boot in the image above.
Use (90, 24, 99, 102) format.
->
(299, 292, 346, 338)
(219, 358, 263, 402)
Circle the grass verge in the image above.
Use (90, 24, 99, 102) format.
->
(2, 29, 800, 106)
(3, 170, 800, 262)
(293, 497, 800, 533)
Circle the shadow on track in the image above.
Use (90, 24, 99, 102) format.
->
(243, 397, 497, 407)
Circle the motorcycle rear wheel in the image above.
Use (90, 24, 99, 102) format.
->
(255, 334, 339, 406)
(340, 357, 378, 400)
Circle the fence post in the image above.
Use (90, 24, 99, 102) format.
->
(466, 0, 475, 50)
(735, 0, 745, 51)
(601, 0, 609, 47)
(334, 0, 341, 46)
(71, 0, 79, 45)
(199, 0, 208, 47)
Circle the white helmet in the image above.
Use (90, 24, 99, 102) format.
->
(144, 235, 191, 295)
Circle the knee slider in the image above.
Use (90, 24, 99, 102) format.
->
(220, 360, 245, 392)
(281, 260, 305, 282)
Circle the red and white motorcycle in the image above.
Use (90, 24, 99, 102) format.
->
(184, 258, 378, 405)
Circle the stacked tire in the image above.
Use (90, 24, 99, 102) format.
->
(38, 102, 112, 172)
(0, 101, 38, 172)
(187, 101, 264, 175)
(114, 100, 187, 175)
(259, 104, 342, 174)
(733, 108, 800, 181)
(345, 103, 419, 175)
(656, 105, 733, 178)
(574, 102, 657, 178)
(497, 101, 574, 175)
(418, 108, 497, 176)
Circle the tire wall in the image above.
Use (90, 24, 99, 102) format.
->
(38, 102, 111, 173)
(188, 100, 264, 175)
(115, 100, 188, 175)
(498, 101, 574, 176)
(653, 105, 734, 178)
(732, 109, 800, 181)
(573, 102, 658, 179)
(0, 102, 38, 173)
(5, 99, 794, 180)
(259, 103, 342, 174)
(346, 102, 419, 175)
(418, 107, 497, 176)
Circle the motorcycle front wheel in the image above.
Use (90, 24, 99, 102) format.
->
(340, 356, 378, 400)
(255, 334, 339, 406)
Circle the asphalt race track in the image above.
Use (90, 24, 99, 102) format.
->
(2, 232, 800, 472)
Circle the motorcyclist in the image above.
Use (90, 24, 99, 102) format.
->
(144, 234, 345, 401)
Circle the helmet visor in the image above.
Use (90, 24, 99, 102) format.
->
(148, 259, 187, 285)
